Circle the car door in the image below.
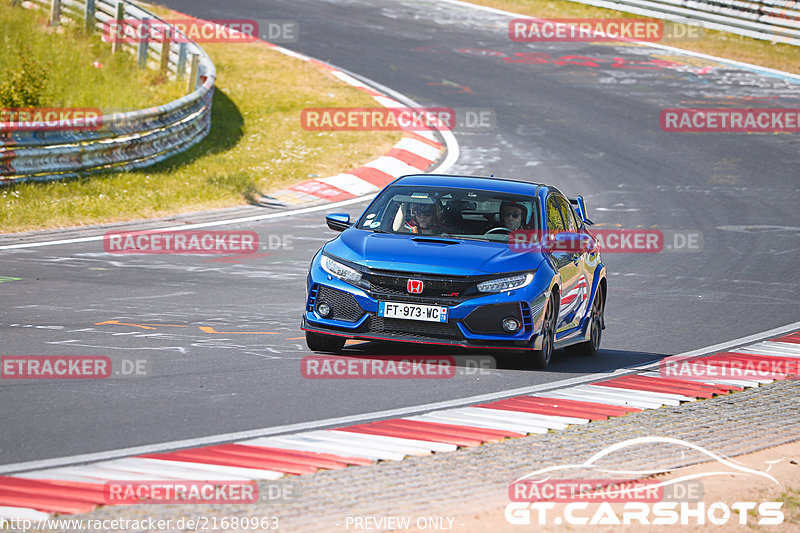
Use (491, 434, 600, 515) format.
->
(556, 195, 592, 329)
(545, 194, 579, 332)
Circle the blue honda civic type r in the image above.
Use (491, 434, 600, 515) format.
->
(302, 174, 606, 368)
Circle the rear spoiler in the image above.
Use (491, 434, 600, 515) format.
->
(569, 196, 594, 225)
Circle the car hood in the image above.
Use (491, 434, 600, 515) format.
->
(324, 229, 545, 275)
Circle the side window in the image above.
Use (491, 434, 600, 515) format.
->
(557, 197, 578, 232)
(569, 206, 582, 230)
(546, 196, 565, 232)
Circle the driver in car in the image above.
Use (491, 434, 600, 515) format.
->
(500, 201, 527, 231)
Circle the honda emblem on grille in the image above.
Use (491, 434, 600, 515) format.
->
(407, 279, 424, 294)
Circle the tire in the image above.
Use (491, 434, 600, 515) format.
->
(531, 295, 558, 369)
(570, 287, 604, 357)
(305, 331, 346, 353)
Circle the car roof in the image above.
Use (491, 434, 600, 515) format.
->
(393, 174, 550, 197)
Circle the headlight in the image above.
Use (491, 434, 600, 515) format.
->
(321, 255, 362, 284)
(477, 273, 534, 293)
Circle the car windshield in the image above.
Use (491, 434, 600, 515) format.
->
(356, 184, 540, 242)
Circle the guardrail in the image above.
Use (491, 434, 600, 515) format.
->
(0, 0, 216, 185)
(564, 0, 800, 45)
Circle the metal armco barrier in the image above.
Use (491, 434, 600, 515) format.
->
(563, 0, 800, 45)
(0, 0, 217, 185)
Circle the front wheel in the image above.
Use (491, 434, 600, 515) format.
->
(531, 295, 557, 369)
(305, 331, 346, 353)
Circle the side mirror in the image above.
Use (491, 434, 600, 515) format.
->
(569, 196, 594, 226)
(326, 213, 351, 232)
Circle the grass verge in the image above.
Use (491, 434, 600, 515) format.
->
(464, 0, 800, 75)
(0, 1, 400, 233)
(774, 488, 800, 527)
(0, 0, 184, 111)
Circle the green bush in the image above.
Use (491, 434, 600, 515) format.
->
(0, 51, 49, 108)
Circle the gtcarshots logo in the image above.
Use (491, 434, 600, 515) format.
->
(103, 230, 259, 254)
(505, 436, 784, 526)
(103, 481, 258, 504)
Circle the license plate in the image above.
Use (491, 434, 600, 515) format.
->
(378, 301, 448, 323)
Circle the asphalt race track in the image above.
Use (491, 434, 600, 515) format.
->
(2, 0, 800, 469)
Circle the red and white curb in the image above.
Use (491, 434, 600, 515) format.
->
(2, 330, 798, 519)
(260, 46, 447, 207)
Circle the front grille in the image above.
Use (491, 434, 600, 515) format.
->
(317, 286, 364, 322)
(369, 316, 463, 340)
(368, 270, 478, 303)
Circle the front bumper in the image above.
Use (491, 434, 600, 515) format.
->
(302, 279, 548, 351)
